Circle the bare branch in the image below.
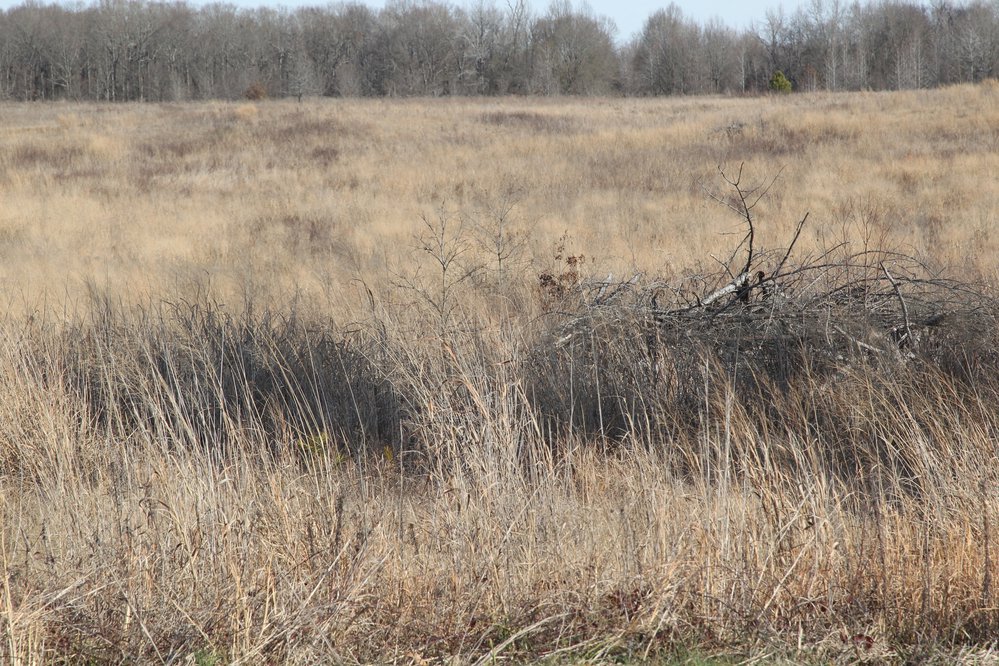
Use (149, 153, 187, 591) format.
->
(773, 211, 808, 278)
(882, 261, 913, 347)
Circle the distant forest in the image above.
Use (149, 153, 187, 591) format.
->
(1, 0, 997, 101)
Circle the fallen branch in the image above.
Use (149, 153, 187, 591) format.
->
(881, 261, 913, 347)
(702, 271, 750, 307)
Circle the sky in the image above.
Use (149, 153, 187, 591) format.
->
(555, 0, 790, 41)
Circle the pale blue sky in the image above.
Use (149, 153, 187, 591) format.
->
(585, 0, 792, 39)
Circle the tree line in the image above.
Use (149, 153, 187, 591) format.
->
(1, 0, 997, 101)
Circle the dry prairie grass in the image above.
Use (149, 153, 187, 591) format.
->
(1, 86, 999, 664)
(1, 85, 998, 309)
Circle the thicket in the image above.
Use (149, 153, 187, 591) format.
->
(1, 0, 998, 101)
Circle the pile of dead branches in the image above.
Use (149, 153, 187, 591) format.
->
(529, 166, 998, 437)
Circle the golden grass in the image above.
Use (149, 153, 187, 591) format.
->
(1, 84, 997, 310)
(1, 86, 999, 663)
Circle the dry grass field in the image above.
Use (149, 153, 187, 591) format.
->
(2, 84, 999, 664)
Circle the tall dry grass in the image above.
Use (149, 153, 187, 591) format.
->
(1, 85, 998, 309)
(1, 86, 999, 663)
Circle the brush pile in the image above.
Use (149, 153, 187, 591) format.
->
(530, 167, 999, 440)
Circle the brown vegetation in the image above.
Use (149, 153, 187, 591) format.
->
(1, 87, 999, 663)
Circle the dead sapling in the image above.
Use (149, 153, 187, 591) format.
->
(396, 202, 481, 340)
(469, 183, 533, 295)
(701, 163, 805, 310)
